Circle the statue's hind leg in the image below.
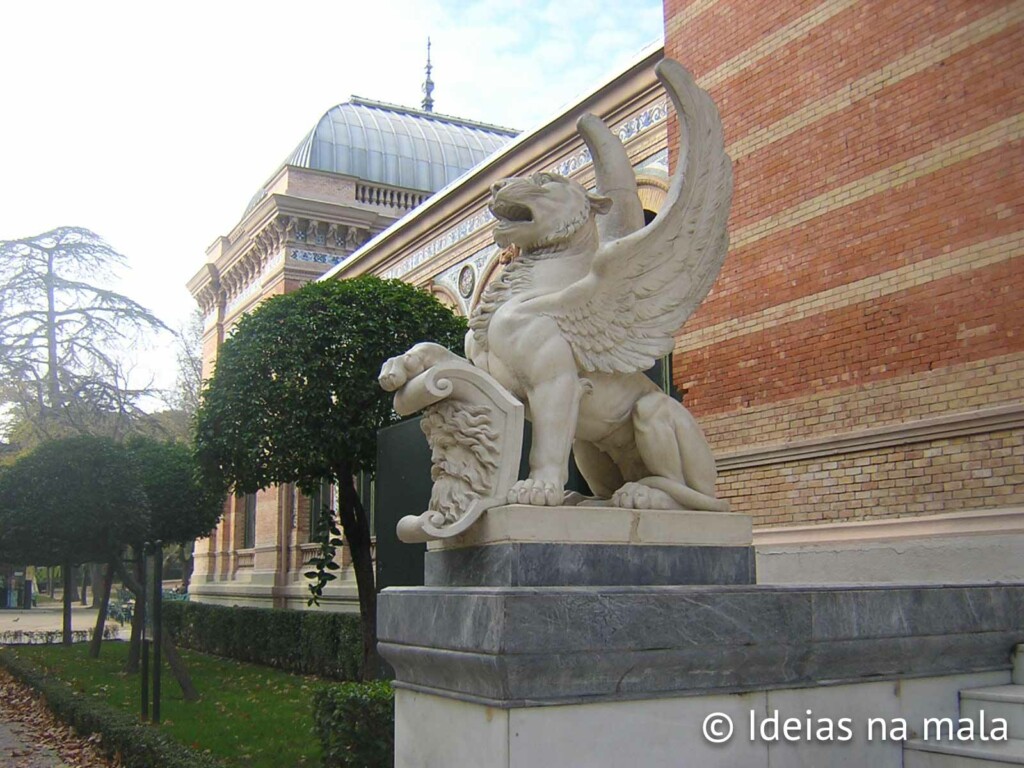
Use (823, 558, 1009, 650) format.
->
(613, 392, 730, 512)
(572, 439, 623, 500)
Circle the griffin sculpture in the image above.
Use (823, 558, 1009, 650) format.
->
(380, 59, 732, 522)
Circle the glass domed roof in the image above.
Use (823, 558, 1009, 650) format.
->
(287, 97, 517, 193)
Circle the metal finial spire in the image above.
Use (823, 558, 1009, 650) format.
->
(421, 37, 435, 112)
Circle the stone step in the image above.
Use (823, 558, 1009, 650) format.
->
(1014, 645, 1023, 685)
(904, 737, 1024, 767)
(961, 686, 1024, 740)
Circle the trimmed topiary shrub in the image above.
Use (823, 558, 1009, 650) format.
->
(163, 601, 362, 680)
(314, 681, 394, 768)
(0, 649, 223, 768)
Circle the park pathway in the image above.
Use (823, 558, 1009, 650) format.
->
(1, 601, 117, 767)
(0, 666, 112, 768)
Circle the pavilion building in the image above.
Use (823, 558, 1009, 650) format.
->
(186, 95, 518, 607)
(188, 0, 1023, 608)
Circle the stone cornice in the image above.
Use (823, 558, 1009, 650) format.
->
(716, 403, 1024, 471)
(188, 173, 399, 315)
(267, 193, 390, 229)
(189, 198, 382, 318)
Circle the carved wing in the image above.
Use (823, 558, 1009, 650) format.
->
(577, 113, 645, 243)
(538, 59, 733, 374)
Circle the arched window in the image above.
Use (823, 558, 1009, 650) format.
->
(636, 175, 668, 225)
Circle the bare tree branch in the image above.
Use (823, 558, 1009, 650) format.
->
(0, 226, 169, 449)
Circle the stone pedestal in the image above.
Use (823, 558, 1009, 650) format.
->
(424, 505, 755, 587)
(380, 506, 1024, 767)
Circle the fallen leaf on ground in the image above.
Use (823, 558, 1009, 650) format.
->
(0, 666, 115, 767)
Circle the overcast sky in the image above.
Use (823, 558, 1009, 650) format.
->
(0, 0, 663, 395)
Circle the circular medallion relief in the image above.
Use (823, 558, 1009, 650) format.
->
(458, 265, 476, 298)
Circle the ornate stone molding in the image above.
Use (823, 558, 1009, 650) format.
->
(716, 403, 1024, 471)
(382, 211, 495, 280)
(223, 253, 284, 317)
(386, 359, 525, 543)
(196, 283, 221, 320)
(549, 99, 668, 178)
(206, 216, 371, 320)
(219, 214, 291, 308)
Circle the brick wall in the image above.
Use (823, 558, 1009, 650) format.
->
(720, 430, 1024, 526)
(663, 0, 1024, 524)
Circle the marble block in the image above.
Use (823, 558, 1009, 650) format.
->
(425, 542, 756, 587)
(378, 583, 1024, 708)
(423, 505, 755, 587)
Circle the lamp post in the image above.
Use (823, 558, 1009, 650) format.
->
(152, 540, 163, 724)
(140, 550, 148, 721)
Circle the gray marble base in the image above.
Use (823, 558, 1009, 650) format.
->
(378, 582, 1024, 708)
(424, 543, 756, 586)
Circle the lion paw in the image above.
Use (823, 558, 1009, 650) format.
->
(507, 478, 562, 506)
(611, 482, 677, 510)
(378, 354, 418, 392)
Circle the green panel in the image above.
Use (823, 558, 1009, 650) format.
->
(374, 418, 431, 590)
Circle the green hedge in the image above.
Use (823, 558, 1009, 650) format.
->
(163, 601, 361, 680)
(0, 649, 223, 768)
(314, 681, 394, 768)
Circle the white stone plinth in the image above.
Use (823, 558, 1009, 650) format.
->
(394, 671, 1011, 768)
(426, 504, 753, 551)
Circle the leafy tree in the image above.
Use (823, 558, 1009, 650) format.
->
(129, 436, 225, 545)
(194, 276, 467, 679)
(126, 435, 223, 604)
(0, 435, 149, 644)
(99, 436, 224, 694)
(0, 226, 167, 448)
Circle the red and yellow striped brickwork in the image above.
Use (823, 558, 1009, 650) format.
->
(663, 0, 1024, 524)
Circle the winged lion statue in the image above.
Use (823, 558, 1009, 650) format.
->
(380, 58, 732, 520)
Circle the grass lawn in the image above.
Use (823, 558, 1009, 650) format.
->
(7, 640, 321, 768)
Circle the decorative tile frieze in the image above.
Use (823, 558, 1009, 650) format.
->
(383, 212, 495, 280)
(290, 249, 345, 266)
(550, 99, 668, 177)
(635, 147, 669, 179)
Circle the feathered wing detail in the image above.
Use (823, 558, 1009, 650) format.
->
(537, 59, 733, 374)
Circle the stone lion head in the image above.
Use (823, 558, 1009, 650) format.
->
(489, 172, 612, 251)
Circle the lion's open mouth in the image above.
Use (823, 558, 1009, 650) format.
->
(490, 200, 533, 223)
